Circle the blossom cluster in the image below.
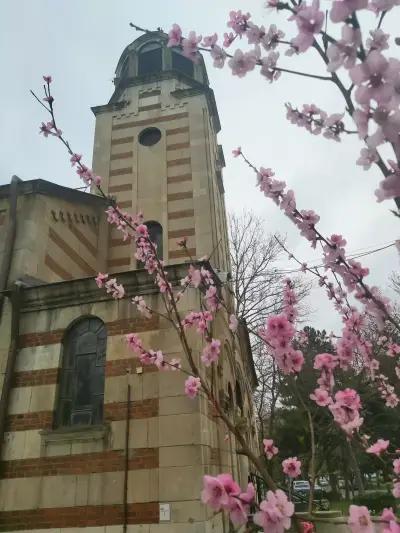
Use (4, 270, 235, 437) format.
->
(168, 0, 400, 205)
(201, 474, 256, 527)
(258, 279, 305, 374)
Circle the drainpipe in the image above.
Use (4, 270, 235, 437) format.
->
(0, 175, 20, 321)
(0, 282, 22, 459)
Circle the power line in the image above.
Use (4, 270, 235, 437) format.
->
(271, 241, 397, 275)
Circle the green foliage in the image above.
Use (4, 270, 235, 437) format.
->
(353, 491, 396, 514)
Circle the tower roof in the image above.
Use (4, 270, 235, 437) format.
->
(110, 31, 210, 101)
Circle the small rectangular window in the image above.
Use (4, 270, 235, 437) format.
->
(172, 52, 194, 77)
(138, 48, 162, 76)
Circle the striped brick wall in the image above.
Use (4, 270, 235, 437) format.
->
(0, 503, 159, 530)
(44, 215, 99, 282)
(165, 124, 196, 261)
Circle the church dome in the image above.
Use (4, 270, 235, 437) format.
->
(113, 31, 209, 90)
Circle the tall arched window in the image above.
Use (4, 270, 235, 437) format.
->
(138, 42, 162, 76)
(235, 380, 244, 415)
(146, 221, 163, 260)
(56, 317, 106, 428)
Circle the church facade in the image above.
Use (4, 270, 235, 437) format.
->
(0, 32, 257, 532)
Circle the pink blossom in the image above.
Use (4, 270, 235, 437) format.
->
(348, 505, 373, 533)
(381, 508, 396, 525)
(266, 0, 280, 9)
(262, 24, 285, 50)
(290, 0, 325, 53)
(310, 387, 332, 406)
(282, 457, 301, 478)
(205, 285, 220, 312)
(167, 24, 182, 47)
(136, 224, 149, 238)
(350, 51, 393, 106)
(39, 121, 53, 137)
(302, 523, 315, 533)
(202, 33, 218, 47)
(229, 314, 239, 332)
(383, 521, 400, 533)
(228, 49, 258, 78)
(387, 343, 400, 356)
(210, 45, 227, 68)
(184, 376, 201, 399)
(104, 278, 125, 299)
(314, 353, 338, 370)
(184, 265, 202, 288)
(223, 32, 235, 47)
(232, 147, 242, 157)
(43, 95, 54, 104)
(260, 51, 281, 83)
(201, 475, 230, 511)
(393, 482, 400, 498)
(393, 458, 400, 475)
(330, 0, 368, 23)
(366, 29, 390, 52)
(369, 0, 400, 13)
(43, 75, 52, 83)
(246, 22, 266, 45)
(126, 333, 143, 353)
(201, 338, 221, 366)
(366, 438, 389, 455)
(182, 31, 202, 61)
(95, 272, 108, 288)
(263, 439, 279, 459)
(70, 153, 82, 166)
(133, 295, 152, 318)
(228, 498, 247, 526)
(253, 489, 294, 533)
(356, 147, 378, 170)
(329, 388, 363, 435)
(327, 26, 361, 72)
(265, 314, 295, 342)
(227, 10, 251, 36)
(169, 358, 181, 371)
(375, 162, 400, 202)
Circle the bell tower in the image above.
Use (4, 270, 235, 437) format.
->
(91, 31, 230, 274)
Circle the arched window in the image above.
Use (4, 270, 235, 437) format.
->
(56, 317, 106, 428)
(146, 221, 163, 260)
(227, 382, 234, 412)
(138, 42, 162, 76)
(172, 50, 194, 77)
(235, 380, 244, 415)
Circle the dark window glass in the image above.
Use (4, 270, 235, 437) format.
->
(139, 128, 161, 147)
(56, 317, 106, 428)
(138, 48, 162, 76)
(235, 380, 244, 413)
(146, 221, 163, 260)
(172, 51, 194, 77)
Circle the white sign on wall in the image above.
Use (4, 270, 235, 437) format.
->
(159, 503, 171, 522)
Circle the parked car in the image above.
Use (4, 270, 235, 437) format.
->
(292, 488, 330, 512)
(293, 480, 311, 492)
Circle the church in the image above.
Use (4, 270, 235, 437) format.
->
(0, 31, 257, 532)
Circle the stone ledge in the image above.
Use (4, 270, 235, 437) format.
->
(40, 423, 110, 444)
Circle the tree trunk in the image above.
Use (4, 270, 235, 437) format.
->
(347, 440, 365, 495)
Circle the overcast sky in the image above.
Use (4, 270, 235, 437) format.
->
(1, 0, 399, 333)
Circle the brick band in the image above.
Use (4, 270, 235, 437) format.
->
(0, 502, 158, 530)
(18, 316, 159, 348)
(7, 399, 158, 431)
(0, 448, 158, 479)
(13, 357, 156, 389)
